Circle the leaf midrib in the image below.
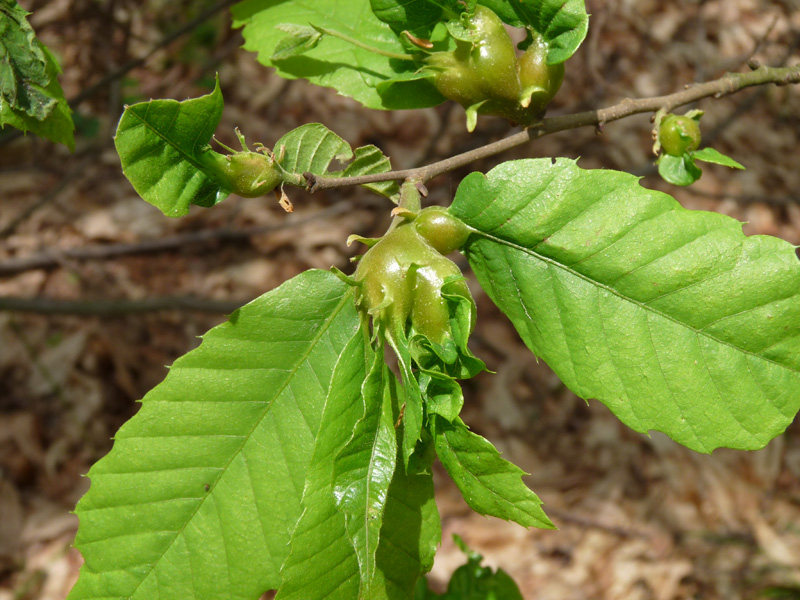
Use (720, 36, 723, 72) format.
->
(473, 231, 800, 376)
(123, 285, 356, 599)
(124, 104, 214, 177)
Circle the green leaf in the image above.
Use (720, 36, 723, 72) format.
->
(446, 15, 480, 43)
(418, 370, 464, 422)
(415, 578, 441, 600)
(274, 122, 352, 175)
(333, 351, 397, 591)
(116, 88, 397, 216)
(692, 147, 745, 170)
(0, 0, 54, 118)
(336, 144, 401, 199)
(476, 0, 521, 26)
(433, 535, 524, 600)
(231, 0, 444, 110)
(276, 329, 371, 600)
(387, 330, 425, 469)
(0, 0, 74, 149)
(114, 79, 229, 217)
(0, 45, 74, 150)
(657, 152, 702, 186)
(452, 158, 800, 453)
(444, 564, 523, 600)
(479, 0, 588, 64)
(373, 401, 442, 599)
(279, 362, 440, 600)
(275, 123, 400, 196)
(69, 269, 362, 600)
(520, 0, 589, 64)
(433, 416, 554, 528)
(369, 0, 461, 36)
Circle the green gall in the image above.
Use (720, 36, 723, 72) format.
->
(517, 38, 564, 113)
(414, 207, 471, 255)
(659, 114, 701, 157)
(422, 5, 565, 128)
(424, 51, 483, 109)
(457, 5, 520, 105)
(217, 151, 283, 198)
(353, 222, 474, 348)
(424, 4, 519, 112)
(199, 129, 285, 198)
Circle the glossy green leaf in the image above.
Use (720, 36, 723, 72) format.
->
(276, 331, 370, 600)
(433, 416, 554, 528)
(336, 144, 401, 199)
(369, 0, 462, 36)
(418, 370, 464, 422)
(517, 0, 588, 64)
(478, 0, 588, 64)
(231, 0, 444, 110)
(372, 476, 440, 599)
(0, 45, 74, 150)
(657, 152, 702, 186)
(442, 563, 523, 600)
(452, 158, 800, 453)
(114, 80, 229, 217)
(475, 0, 521, 27)
(68, 269, 361, 600)
(279, 359, 440, 600)
(692, 147, 745, 169)
(275, 122, 352, 176)
(387, 329, 425, 469)
(276, 123, 400, 196)
(333, 351, 397, 591)
(373, 404, 441, 599)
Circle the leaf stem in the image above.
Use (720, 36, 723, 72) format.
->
(312, 25, 417, 61)
(304, 63, 800, 191)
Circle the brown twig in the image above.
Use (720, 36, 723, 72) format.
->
(545, 507, 650, 539)
(304, 64, 800, 191)
(0, 151, 101, 239)
(0, 202, 355, 276)
(680, 188, 800, 206)
(0, 296, 244, 315)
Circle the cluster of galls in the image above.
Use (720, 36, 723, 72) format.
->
(420, 6, 565, 130)
(352, 207, 482, 375)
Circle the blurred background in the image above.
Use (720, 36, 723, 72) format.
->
(1, 0, 800, 598)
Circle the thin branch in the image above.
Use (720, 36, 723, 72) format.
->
(0, 296, 244, 315)
(304, 63, 800, 190)
(0, 151, 101, 239)
(70, 0, 240, 107)
(680, 188, 800, 206)
(0, 202, 355, 276)
(545, 507, 650, 539)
